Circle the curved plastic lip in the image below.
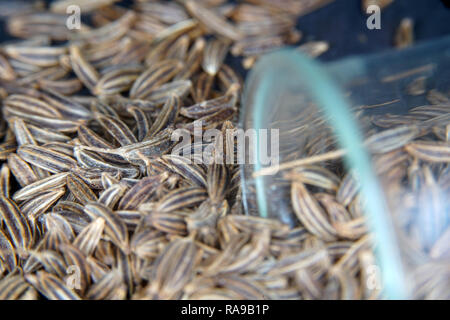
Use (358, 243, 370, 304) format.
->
(240, 49, 414, 299)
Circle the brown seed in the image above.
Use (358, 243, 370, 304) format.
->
(144, 80, 192, 106)
(96, 114, 138, 147)
(25, 271, 81, 300)
(73, 217, 106, 257)
(181, 83, 239, 119)
(405, 141, 450, 162)
(38, 78, 83, 96)
(84, 203, 129, 254)
(297, 41, 329, 58)
(146, 238, 198, 299)
(0, 164, 11, 198)
(0, 53, 16, 81)
(66, 174, 98, 204)
(118, 173, 168, 210)
(144, 212, 187, 236)
(291, 182, 337, 241)
(94, 65, 141, 96)
(85, 269, 125, 300)
(7, 13, 82, 40)
(0, 195, 33, 252)
(13, 172, 69, 202)
(166, 35, 190, 61)
(202, 39, 229, 76)
(20, 188, 65, 219)
(98, 183, 128, 209)
(157, 187, 208, 213)
(394, 18, 414, 49)
(4, 94, 63, 119)
(185, 0, 242, 41)
(18, 144, 77, 173)
(364, 125, 419, 154)
(146, 95, 180, 139)
(336, 172, 360, 207)
(0, 228, 17, 272)
(3, 45, 67, 67)
(0, 275, 31, 300)
(130, 59, 184, 100)
(69, 45, 100, 93)
(50, 0, 119, 14)
(130, 229, 166, 260)
(59, 243, 91, 294)
(0, 140, 17, 161)
(286, 165, 340, 191)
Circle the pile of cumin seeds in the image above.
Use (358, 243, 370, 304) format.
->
(1, 0, 446, 301)
(0, 0, 347, 300)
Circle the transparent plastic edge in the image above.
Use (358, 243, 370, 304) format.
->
(241, 49, 410, 299)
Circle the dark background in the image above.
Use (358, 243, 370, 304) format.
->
(297, 0, 450, 61)
(1, 0, 450, 62)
